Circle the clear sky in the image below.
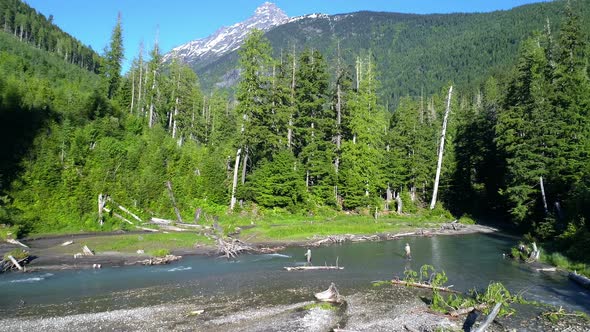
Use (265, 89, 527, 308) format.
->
(25, 0, 548, 73)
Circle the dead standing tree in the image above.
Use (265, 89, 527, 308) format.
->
(430, 86, 453, 210)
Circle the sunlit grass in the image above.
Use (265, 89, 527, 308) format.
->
(51, 232, 212, 254)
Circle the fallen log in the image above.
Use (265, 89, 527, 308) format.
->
(138, 254, 182, 265)
(449, 303, 488, 317)
(284, 266, 344, 271)
(61, 240, 74, 246)
(82, 245, 95, 256)
(536, 267, 557, 272)
(569, 271, 590, 289)
(315, 282, 344, 303)
(150, 217, 175, 225)
(391, 279, 459, 293)
(135, 226, 158, 232)
(113, 212, 134, 225)
(6, 238, 28, 248)
(7, 255, 23, 271)
(474, 302, 502, 332)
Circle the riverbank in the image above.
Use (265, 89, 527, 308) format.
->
(2, 283, 588, 332)
(1, 222, 497, 272)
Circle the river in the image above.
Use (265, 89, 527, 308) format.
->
(0, 233, 589, 330)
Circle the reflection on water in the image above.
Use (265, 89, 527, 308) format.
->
(1, 233, 589, 317)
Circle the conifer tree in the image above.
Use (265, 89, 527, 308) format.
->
(294, 49, 336, 205)
(103, 13, 124, 99)
(235, 29, 275, 177)
(340, 55, 387, 209)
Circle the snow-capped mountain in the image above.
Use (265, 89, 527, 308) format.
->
(163, 2, 289, 65)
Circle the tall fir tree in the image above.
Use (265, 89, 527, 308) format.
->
(103, 13, 124, 99)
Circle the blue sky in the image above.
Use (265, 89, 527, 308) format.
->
(25, 0, 547, 72)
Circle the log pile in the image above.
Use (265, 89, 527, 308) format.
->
(138, 254, 182, 265)
(311, 234, 380, 246)
(1, 254, 30, 272)
(216, 237, 254, 259)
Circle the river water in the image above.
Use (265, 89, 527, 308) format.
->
(1, 233, 589, 319)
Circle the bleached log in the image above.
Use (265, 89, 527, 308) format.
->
(391, 279, 459, 293)
(136, 226, 158, 232)
(150, 217, 174, 225)
(113, 212, 134, 225)
(7, 255, 23, 271)
(117, 205, 143, 223)
(430, 86, 453, 210)
(6, 238, 28, 248)
(315, 282, 344, 303)
(61, 240, 74, 246)
(474, 302, 502, 332)
(284, 266, 344, 271)
(82, 245, 95, 256)
(536, 267, 557, 272)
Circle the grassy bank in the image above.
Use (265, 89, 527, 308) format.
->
(541, 252, 590, 278)
(221, 208, 457, 242)
(48, 232, 213, 255)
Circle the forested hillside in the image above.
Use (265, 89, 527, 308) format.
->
(1, 0, 589, 265)
(197, 0, 590, 106)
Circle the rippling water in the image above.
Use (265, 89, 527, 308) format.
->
(1, 233, 588, 317)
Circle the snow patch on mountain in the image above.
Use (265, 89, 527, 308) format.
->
(163, 2, 288, 64)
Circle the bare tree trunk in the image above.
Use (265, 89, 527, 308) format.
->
(130, 69, 135, 113)
(165, 181, 183, 223)
(138, 44, 144, 114)
(540, 176, 548, 214)
(98, 193, 107, 225)
(395, 192, 403, 214)
(230, 148, 242, 210)
(430, 86, 453, 210)
(241, 151, 248, 185)
(386, 185, 393, 211)
(288, 50, 296, 149)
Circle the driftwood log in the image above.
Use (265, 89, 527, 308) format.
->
(82, 245, 95, 256)
(315, 282, 344, 303)
(569, 271, 590, 289)
(6, 238, 28, 248)
(474, 302, 502, 332)
(284, 266, 344, 271)
(391, 279, 459, 294)
(138, 254, 181, 265)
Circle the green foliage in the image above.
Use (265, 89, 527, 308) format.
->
(302, 302, 338, 311)
(150, 248, 171, 257)
(3, 248, 29, 261)
(243, 150, 307, 211)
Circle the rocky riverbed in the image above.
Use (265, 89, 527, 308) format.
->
(2, 283, 588, 331)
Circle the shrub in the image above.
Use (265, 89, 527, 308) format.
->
(150, 248, 171, 257)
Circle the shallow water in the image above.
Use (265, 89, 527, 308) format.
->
(1, 233, 589, 317)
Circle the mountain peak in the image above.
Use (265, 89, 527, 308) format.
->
(255, 2, 284, 16)
(163, 2, 289, 66)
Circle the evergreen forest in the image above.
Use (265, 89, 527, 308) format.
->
(0, 0, 589, 264)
